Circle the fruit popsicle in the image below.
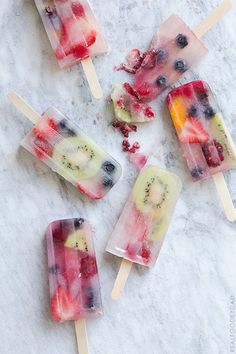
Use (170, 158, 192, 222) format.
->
(111, 83, 155, 123)
(167, 81, 236, 181)
(167, 81, 236, 221)
(133, 14, 208, 102)
(106, 164, 182, 299)
(35, 0, 107, 68)
(46, 218, 102, 353)
(34, 0, 108, 98)
(9, 93, 121, 200)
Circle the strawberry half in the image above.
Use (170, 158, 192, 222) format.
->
(178, 118, 209, 144)
(51, 287, 79, 322)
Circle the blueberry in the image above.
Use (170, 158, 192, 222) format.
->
(102, 176, 113, 188)
(190, 167, 205, 179)
(156, 49, 168, 61)
(156, 75, 167, 88)
(203, 105, 215, 119)
(59, 119, 67, 129)
(45, 6, 55, 17)
(48, 264, 60, 275)
(102, 161, 116, 175)
(188, 105, 198, 117)
(174, 59, 188, 73)
(67, 128, 76, 136)
(86, 288, 97, 310)
(176, 34, 188, 48)
(74, 218, 84, 228)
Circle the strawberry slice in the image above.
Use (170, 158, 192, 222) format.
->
(179, 118, 209, 144)
(77, 184, 103, 199)
(51, 287, 79, 322)
(33, 139, 53, 159)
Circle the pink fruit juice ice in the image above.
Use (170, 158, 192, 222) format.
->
(166, 80, 236, 181)
(106, 165, 182, 267)
(111, 83, 155, 123)
(34, 0, 108, 68)
(46, 218, 103, 322)
(21, 107, 121, 199)
(133, 15, 208, 102)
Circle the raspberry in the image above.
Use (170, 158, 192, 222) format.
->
(202, 140, 224, 167)
(140, 246, 151, 262)
(33, 139, 53, 159)
(71, 2, 85, 17)
(86, 30, 96, 47)
(72, 43, 89, 59)
(47, 118, 58, 131)
(80, 256, 97, 278)
(32, 127, 46, 140)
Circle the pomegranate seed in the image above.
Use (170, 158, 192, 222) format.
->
(122, 139, 130, 147)
(133, 142, 140, 149)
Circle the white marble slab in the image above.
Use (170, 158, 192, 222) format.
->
(0, 0, 236, 353)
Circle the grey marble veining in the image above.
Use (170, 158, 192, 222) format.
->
(0, 1, 236, 353)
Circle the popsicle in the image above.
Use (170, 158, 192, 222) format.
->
(111, 83, 155, 123)
(8, 93, 121, 200)
(46, 218, 102, 353)
(167, 80, 236, 221)
(121, 0, 232, 102)
(34, 0, 108, 98)
(106, 164, 182, 299)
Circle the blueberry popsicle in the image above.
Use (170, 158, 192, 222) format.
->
(106, 164, 182, 299)
(8, 93, 121, 200)
(34, 0, 108, 98)
(46, 218, 102, 353)
(167, 81, 236, 221)
(131, 1, 231, 102)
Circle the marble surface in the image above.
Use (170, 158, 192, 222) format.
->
(0, 1, 236, 353)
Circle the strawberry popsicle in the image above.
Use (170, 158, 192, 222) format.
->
(35, 0, 107, 68)
(34, 0, 108, 98)
(46, 218, 102, 353)
(107, 164, 182, 299)
(166, 81, 236, 181)
(20, 106, 121, 199)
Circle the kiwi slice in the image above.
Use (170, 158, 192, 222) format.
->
(52, 136, 104, 181)
(209, 113, 236, 164)
(64, 230, 88, 252)
(133, 166, 181, 241)
(133, 166, 179, 219)
(111, 85, 132, 123)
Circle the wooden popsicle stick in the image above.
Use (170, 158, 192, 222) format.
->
(81, 57, 103, 99)
(212, 172, 236, 222)
(7, 92, 41, 124)
(111, 259, 133, 300)
(193, 0, 232, 38)
(74, 319, 89, 354)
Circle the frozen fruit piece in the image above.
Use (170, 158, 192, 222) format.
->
(156, 75, 167, 88)
(176, 33, 188, 48)
(102, 161, 116, 174)
(156, 49, 168, 61)
(81, 256, 98, 278)
(77, 183, 103, 199)
(202, 140, 223, 167)
(85, 30, 97, 47)
(33, 139, 53, 159)
(64, 230, 88, 252)
(102, 176, 113, 188)
(128, 153, 148, 170)
(169, 96, 188, 131)
(188, 105, 198, 117)
(174, 59, 188, 72)
(51, 287, 79, 322)
(178, 118, 209, 144)
(115, 49, 144, 73)
(141, 50, 156, 69)
(190, 166, 206, 179)
(73, 43, 89, 59)
(71, 2, 85, 17)
(111, 84, 155, 124)
(203, 105, 215, 119)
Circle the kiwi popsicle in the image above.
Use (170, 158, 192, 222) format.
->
(46, 218, 103, 322)
(166, 81, 236, 181)
(21, 107, 121, 199)
(106, 165, 182, 268)
(111, 83, 155, 123)
(34, 0, 107, 68)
